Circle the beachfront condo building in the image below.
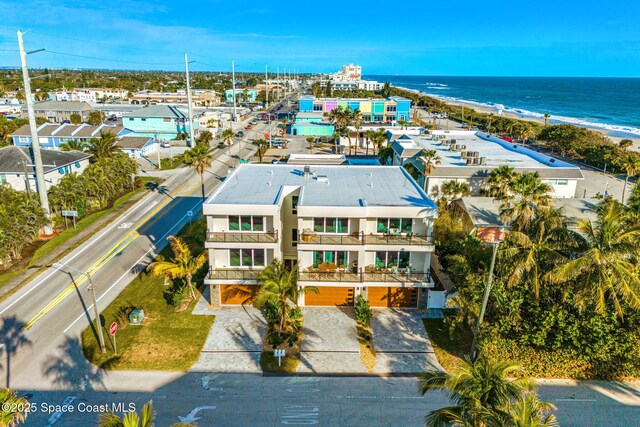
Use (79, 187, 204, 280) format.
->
(389, 130, 584, 199)
(203, 164, 438, 308)
(298, 95, 412, 123)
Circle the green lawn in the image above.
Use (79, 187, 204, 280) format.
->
(422, 315, 470, 372)
(0, 178, 158, 292)
(81, 217, 214, 371)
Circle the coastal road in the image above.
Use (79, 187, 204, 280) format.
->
(18, 373, 640, 426)
(0, 115, 266, 391)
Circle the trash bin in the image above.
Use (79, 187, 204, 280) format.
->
(129, 309, 145, 325)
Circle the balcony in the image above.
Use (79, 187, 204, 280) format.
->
(299, 271, 361, 283)
(298, 232, 433, 246)
(207, 268, 262, 281)
(363, 271, 430, 284)
(299, 268, 430, 284)
(206, 231, 278, 243)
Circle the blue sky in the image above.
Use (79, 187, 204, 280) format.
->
(1, 0, 639, 76)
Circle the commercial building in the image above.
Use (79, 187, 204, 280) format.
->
(224, 89, 258, 103)
(122, 105, 198, 141)
(0, 146, 91, 192)
(23, 101, 93, 124)
(129, 89, 220, 107)
(203, 164, 438, 308)
(390, 130, 584, 198)
(298, 96, 411, 123)
(10, 123, 130, 149)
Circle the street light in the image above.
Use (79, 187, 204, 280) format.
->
(469, 226, 506, 361)
(53, 262, 106, 353)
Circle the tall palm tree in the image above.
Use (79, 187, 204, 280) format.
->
(351, 109, 363, 156)
(546, 201, 640, 318)
(441, 180, 471, 201)
(98, 400, 154, 427)
(183, 142, 214, 200)
(197, 130, 213, 146)
(306, 136, 315, 154)
(501, 207, 578, 297)
(499, 173, 553, 232)
(418, 149, 441, 193)
(220, 128, 235, 154)
(486, 113, 495, 134)
(254, 260, 318, 332)
(86, 131, 121, 160)
(253, 138, 269, 162)
(147, 236, 208, 302)
(486, 392, 559, 427)
(59, 140, 87, 152)
(0, 388, 30, 427)
(616, 155, 640, 204)
(371, 129, 387, 157)
(543, 114, 550, 127)
(484, 166, 517, 199)
(619, 138, 633, 151)
(419, 356, 533, 427)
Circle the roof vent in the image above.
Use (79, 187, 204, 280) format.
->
(304, 165, 312, 179)
(315, 175, 329, 183)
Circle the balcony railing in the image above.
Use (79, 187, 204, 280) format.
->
(299, 269, 430, 284)
(207, 269, 262, 281)
(299, 232, 433, 246)
(206, 231, 278, 243)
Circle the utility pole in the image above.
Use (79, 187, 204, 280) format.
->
(265, 64, 269, 109)
(184, 52, 195, 147)
(231, 60, 237, 122)
(277, 67, 280, 99)
(18, 30, 52, 235)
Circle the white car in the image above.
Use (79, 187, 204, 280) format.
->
(160, 142, 171, 148)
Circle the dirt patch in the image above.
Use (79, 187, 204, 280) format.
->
(357, 321, 376, 372)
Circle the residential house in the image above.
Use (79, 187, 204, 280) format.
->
(23, 101, 93, 123)
(122, 105, 198, 141)
(10, 123, 130, 149)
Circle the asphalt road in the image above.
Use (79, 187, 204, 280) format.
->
(0, 114, 266, 391)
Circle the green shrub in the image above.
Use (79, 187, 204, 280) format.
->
(163, 282, 189, 307)
(354, 294, 372, 324)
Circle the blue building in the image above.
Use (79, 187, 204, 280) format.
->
(298, 95, 411, 123)
(11, 123, 131, 149)
(122, 105, 198, 141)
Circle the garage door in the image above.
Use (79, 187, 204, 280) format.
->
(368, 287, 418, 307)
(305, 287, 354, 306)
(220, 284, 258, 305)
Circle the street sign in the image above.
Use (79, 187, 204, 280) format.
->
(109, 322, 118, 335)
(61, 210, 78, 217)
(187, 210, 193, 217)
(274, 349, 286, 367)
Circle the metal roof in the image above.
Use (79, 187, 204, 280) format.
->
(122, 105, 188, 119)
(24, 101, 93, 111)
(0, 146, 91, 174)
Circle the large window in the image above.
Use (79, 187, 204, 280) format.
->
(292, 195, 299, 214)
(229, 249, 265, 267)
(313, 104, 323, 111)
(373, 115, 384, 122)
(386, 105, 397, 112)
(313, 251, 348, 268)
(228, 215, 264, 232)
(376, 218, 412, 234)
(375, 251, 410, 268)
(313, 217, 348, 233)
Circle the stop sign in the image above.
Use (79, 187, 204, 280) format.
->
(109, 322, 118, 335)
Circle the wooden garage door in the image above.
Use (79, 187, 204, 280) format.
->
(368, 287, 418, 307)
(220, 284, 258, 305)
(305, 287, 354, 306)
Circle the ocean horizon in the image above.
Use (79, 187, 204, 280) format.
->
(367, 75, 640, 138)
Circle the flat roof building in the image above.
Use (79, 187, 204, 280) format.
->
(22, 101, 93, 124)
(390, 130, 584, 198)
(299, 96, 411, 123)
(203, 164, 438, 308)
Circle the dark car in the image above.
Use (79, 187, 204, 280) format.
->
(218, 142, 226, 149)
(236, 131, 244, 137)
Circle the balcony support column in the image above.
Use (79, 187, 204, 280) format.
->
(209, 284, 221, 309)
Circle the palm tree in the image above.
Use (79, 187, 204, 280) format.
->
(499, 173, 553, 232)
(253, 138, 269, 162)
(98, 400, 154, 427)
(254, 260, 318, 332)
(363, 130, 374, 156)
(371, 129, 387, 157)
(546, 201, 640, 318)
(441, 180, 471, 201)
(197, 130, 213, 146)
(86, 131, 121, 160)
(484, 166, 517, 198)
(279, 118, 289, 148)
(418, 149, 441, 193)
(501, 207, 578, 297)
(486, 113, 495, 134)
(147, 236, 208, 302)
(419, 356, 534, 427)
(619, 138, 633, 151)
(183, 142, 214, 200)
(0, 388, 30, 427)
(59, 140, 87, 152)
(543, 113, 550, 127)
(616, 155, 640, 204)
(486, 392, 559, 427)
(306, 136, 315, 154)
(221, 128, 235, 154)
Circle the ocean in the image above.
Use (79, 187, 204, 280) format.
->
(367, 75, 640, 138)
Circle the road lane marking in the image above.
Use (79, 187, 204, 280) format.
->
(63, 195, 204, 333)
(556, 398, 597, 402)
(23, 181, 197, 330)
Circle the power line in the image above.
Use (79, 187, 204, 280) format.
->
(43, 50, 183, 66)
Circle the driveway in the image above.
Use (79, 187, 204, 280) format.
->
(191, 306, 266, 373)
(370, 308, 443, 374)
(297, 307, 366, 374)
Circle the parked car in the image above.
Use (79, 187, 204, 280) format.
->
(236, 131, 244, 137)
(160, 141, 171, 148)
(245, 124, 252, 129)
(218, 142, 226, 149)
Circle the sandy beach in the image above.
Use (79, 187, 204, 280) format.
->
(399, 86, 640, 151)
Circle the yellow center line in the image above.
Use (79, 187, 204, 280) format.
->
(23, 180, 200, 330)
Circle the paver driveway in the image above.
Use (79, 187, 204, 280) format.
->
(192, 306, 266, 373)
(297, 307, 366, 373)
(370, 308, 443, 373)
